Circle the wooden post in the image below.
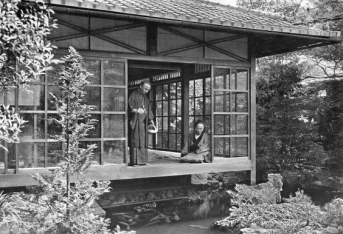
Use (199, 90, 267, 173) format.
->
(181, 65, 192, 149)
(249, 54, 257, 185)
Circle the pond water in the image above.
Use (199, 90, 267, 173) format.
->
(107, 193, 231, 234)
(134, 216, 227, 234)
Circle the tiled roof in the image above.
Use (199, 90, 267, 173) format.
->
(50, 0, 341, 38)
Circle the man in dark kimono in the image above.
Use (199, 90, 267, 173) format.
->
(128, 80, 154, 166)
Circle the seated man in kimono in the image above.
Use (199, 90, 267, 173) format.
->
(128, 80, 154, 166)
(180, 120, 212, 163)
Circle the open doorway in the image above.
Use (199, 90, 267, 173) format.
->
(128, 61, 213, 164)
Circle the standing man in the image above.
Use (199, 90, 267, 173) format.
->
(128, 80, 154, 166)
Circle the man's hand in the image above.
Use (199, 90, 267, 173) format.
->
(137, 108, 145, 114)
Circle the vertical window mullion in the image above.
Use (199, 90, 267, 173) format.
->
(100, 60, 104, 165)
(44, 75, 48, 168)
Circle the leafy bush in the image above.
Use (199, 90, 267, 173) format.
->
(213, 174, 343, 234)
(0, 105, 27, 151)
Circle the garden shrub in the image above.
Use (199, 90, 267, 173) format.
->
(213, 174, 343, 234)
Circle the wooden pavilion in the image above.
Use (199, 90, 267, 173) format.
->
(0, 0, 341, 188)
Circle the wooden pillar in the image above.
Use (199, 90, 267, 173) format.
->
(147, 23, 157, 56)
(249, 54, 257, 185)
(181, 65, 192, 148)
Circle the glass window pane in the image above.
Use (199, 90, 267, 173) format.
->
(103, 140, 125, 164)
(47, 142, 62, 167)
(20, 114, 45, 139)
(189, 116, 194, 132)
(7, 87, 16, 106)
(214, 68, 230, 89)
(170, 100, 176, 116)
(170, 117, 176, 133)
(84, 87, 101, 111)
(162, 117, 168, 132)
(156, 133, 162, 148)
(48, 85, 62, 110)
(231, 93, 248, 112)
(103, 114, 125, 138)
(214, 115, 224, 135)
(162, 84, 169, 100)
(214, 138, 225, 157)
(205, 116, 211, 133)
(156, 117, 162, 132)
(163, 101, 168, 115)
(205, 97, 211, 115)
(156, 101, 162, 116)
(195, 97, 203, 115)
(214, 75, 224, 89)
(189, 98, 194, 116)
(231, 137, 248, 157)
(176, 117, 182, 133)
(18, 85, 45, 110)
(18, 142, 45, 168)
(214, 91, 229, 112)
(83, 59, 101, 84)
(162, 133, 168, 149)
(169, 134, 176, 150)
(177, 82, 182, 98)
(230, 72, 236, 90)
(79, 141, 100, 165)
(189, 80, 194, 98)
(47, 114, 62, 138)
(225, 74, 230, 89)
(195, 79, 203, 97)
(87, 114, 101, 138)
(177, 99, 182, 116)
(176, 134, 181, 150)
(170, 82, 176, 100)
(104, 88, 125, 111)
(236, 69, 248, 90)
(156, 86, 162, 101)
(47, 62, 62, 83)
(232, 115, 248, 135)
(103, 61, 125, 85)
(205, 77, 211, 96)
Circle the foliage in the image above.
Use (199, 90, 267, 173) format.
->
(213, 175, 343, 234)
(0, 48, 134, 234)
(236, 0, 343, 28)
(0, 104, 26, 151)
(0, 0, 57, 151)
(316, 80, 343, 169)
(0, 0, 57, 94)
(256, 56, 326, 184)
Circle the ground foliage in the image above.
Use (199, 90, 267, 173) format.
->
(213, 174, 343, 234)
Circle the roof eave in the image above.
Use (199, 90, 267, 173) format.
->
(50, 4, 341, 44)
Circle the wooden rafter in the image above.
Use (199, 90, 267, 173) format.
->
(160, 35, 246, 56)
(159, 26, 248, 62)
(50, 22, 146, 42)
(55, 19, 146, 54)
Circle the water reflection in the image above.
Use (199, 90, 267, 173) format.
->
(107, 189, 231, 232)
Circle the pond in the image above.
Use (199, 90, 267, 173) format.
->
(134, 216, 227, 234)
(107, 192, 232, 234)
